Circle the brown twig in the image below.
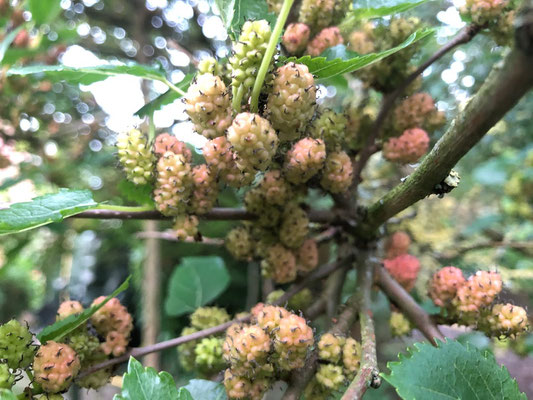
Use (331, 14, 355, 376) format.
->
(341, 257, 380, 400)
(375, 265, 444, 345)
(136, 231, 225, 245)
(74, 207, 336, 223)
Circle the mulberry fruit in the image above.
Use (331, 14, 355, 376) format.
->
(154, 133, 192, 161)
(429, 266, 466, 308)
(282, 23, 310, 54)
(461, 0, 509, 25)
(279, 203, 309, 249)
(284, 138, 326, 184)
(198, 57, 222, 76)
(227, 113, 278, 171)
(392, 93, 444, 133)
(453, 271, 503, 313)
(342, 337, 361, 379)
(304, 377, 332, 400)
(318, 333, 345, 363)
(34, 341, 80, 393)
(390, 311, 412, 337)
(153, 152, 192, 216)
(320, 150, 354, 194)
(226, 226, 255, 261)
(116, 128, 155, 185)
(56, 300, 83, 321)
(288, 288, 313, 311)
(252, 304, 290, 333)
(382, 128, 430, 164)
(173, 215, 199, 240)
(274, 314, 314, 370)
(0, 363, 14, 389)
(90, 297, 133, 337)
(256, 170, 293, 206)
(348, 30, 375, 54)
(194, 337, 225, 373)
(298, 0, 335, 34)
(310, 109, 347, 150)
(307, 27, 343, 57)
(484, 303, 528, 338)
(178, 326, 198, 371)
(244, 188, 282, 228)
(65, 332, 100, 362)
(316, 364, 345, 390)
(261, 244, 298, 284)
(101, 331, 128, 357)
(191, 307, 231, 330)
(224, 368, 252, 399)
(188, 164, 218, 214)
(384, 231, 411, 259)
(223, 325, 271, 373)
(266, 63, 316, 142)
(229, 20, 272, 100)
(0, 320, 36, 369)
(383, 254, 420, 292)
(296, 239, 319, 273)
(185, 73, 232, 139)
(77, 352, 111, 390)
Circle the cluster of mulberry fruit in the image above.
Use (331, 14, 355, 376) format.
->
(382, 231, 421, 292)
(223, 304, 314, 399)
(303, 333, 361, 398)
(429, 266, 529, 338)
(460, 0, 516, 45)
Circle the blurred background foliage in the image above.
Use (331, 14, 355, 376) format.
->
(0, 0, 532, 398)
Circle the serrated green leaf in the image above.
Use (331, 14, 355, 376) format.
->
(7, 63, 167, 85)
(37, 276, 131, 342)
(0, 189, 98, 236)
(117, 180, 155, 207)
(0, 26, 23, 64)
(165, 257, 230, 317)
(383, 339, 526, 400)
(114, 357, 179, 400)
(28, 0, 62, 24)
(135, 74, 194, 118)
(352, 0, 430, 19)
(183, 379, 227, 400)
(284, 28, 434, 81)
(215, 0, 276, 40)
(0, 389, 17, 400)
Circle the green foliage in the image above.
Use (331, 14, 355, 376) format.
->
(115, 357, 182, 400)
(28, 0, 63, 25)
(383, 339, 526, 400)
(284, 28, 434, 80)
(0, 389, 17, 400)
(183, 379, 228, 400)
(118, 180, 155, 207)
(215, 0, 276, 40)
(0, 27, 23, 64)
(7, 63, 169, 85)
(38, 276, 130, 342)
(135, 74, 194, 118)
(351, 0, 430, 19)
(0, 189, 98, 235)
(165, 257, 230, 317)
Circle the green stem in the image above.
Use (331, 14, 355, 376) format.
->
(96, 204, 155, 212)
(232, 84, 245, 113)
(148, 115, 156, 142)
(162, 78, 186, 96)
(249, 0, 295, 113)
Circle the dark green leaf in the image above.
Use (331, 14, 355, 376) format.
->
(7, 63, 167, 85)
(183, 379, 227, 400)
(284, 28, 434, 80)
(0, 26, 23, 64)
(165, 256, 230, 317)
(117, 180, 155, 207)
(178, 388, 194, 400)
(352, 0, 430, 19)
(114, 357, 179, 400)
(28, 0, 62, 24)
(383, 339, 526, 400)
(0, 189, 98, 236)
(215, 0, 276, 40)
(135, 74, 194, 118)
(38, 276, 130, 342)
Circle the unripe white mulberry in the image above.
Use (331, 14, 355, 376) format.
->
(153, 152, 192, 216)
(188, 164, 218, 214)
(226, 226, 255, 261)
(283, 137, 326, 184)
(296, 239, 319, 273)
(116, 128, 155, 185)
(34, 341, 80, 393)
(320, 150, 353, 194)
(279, 203, 309, 249)
(173, 215, 199, 240)
(153, 133, 192, 161)
(310, 109, 347, 151)
(261, 244, 298, 284)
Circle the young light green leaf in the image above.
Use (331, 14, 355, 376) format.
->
(0, 389, 17, 400)
(183, 379, 228, 400)
(0, 189, 98, 236)
(383, 339, 526, 400)
(37, 276, 131, 343)
(352, 0, 430, 19)
(284, 28, 434, 80)
(215, 0, 276, 39)
(114, 357, 180, 400)
(117, 180, 155, 207)
(165, 257, 230, 317)
(135, 74, 194, 118)
(0, 26, 23, 64)
(28, 0, 62, 25)
(7, 63, 168, 85)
